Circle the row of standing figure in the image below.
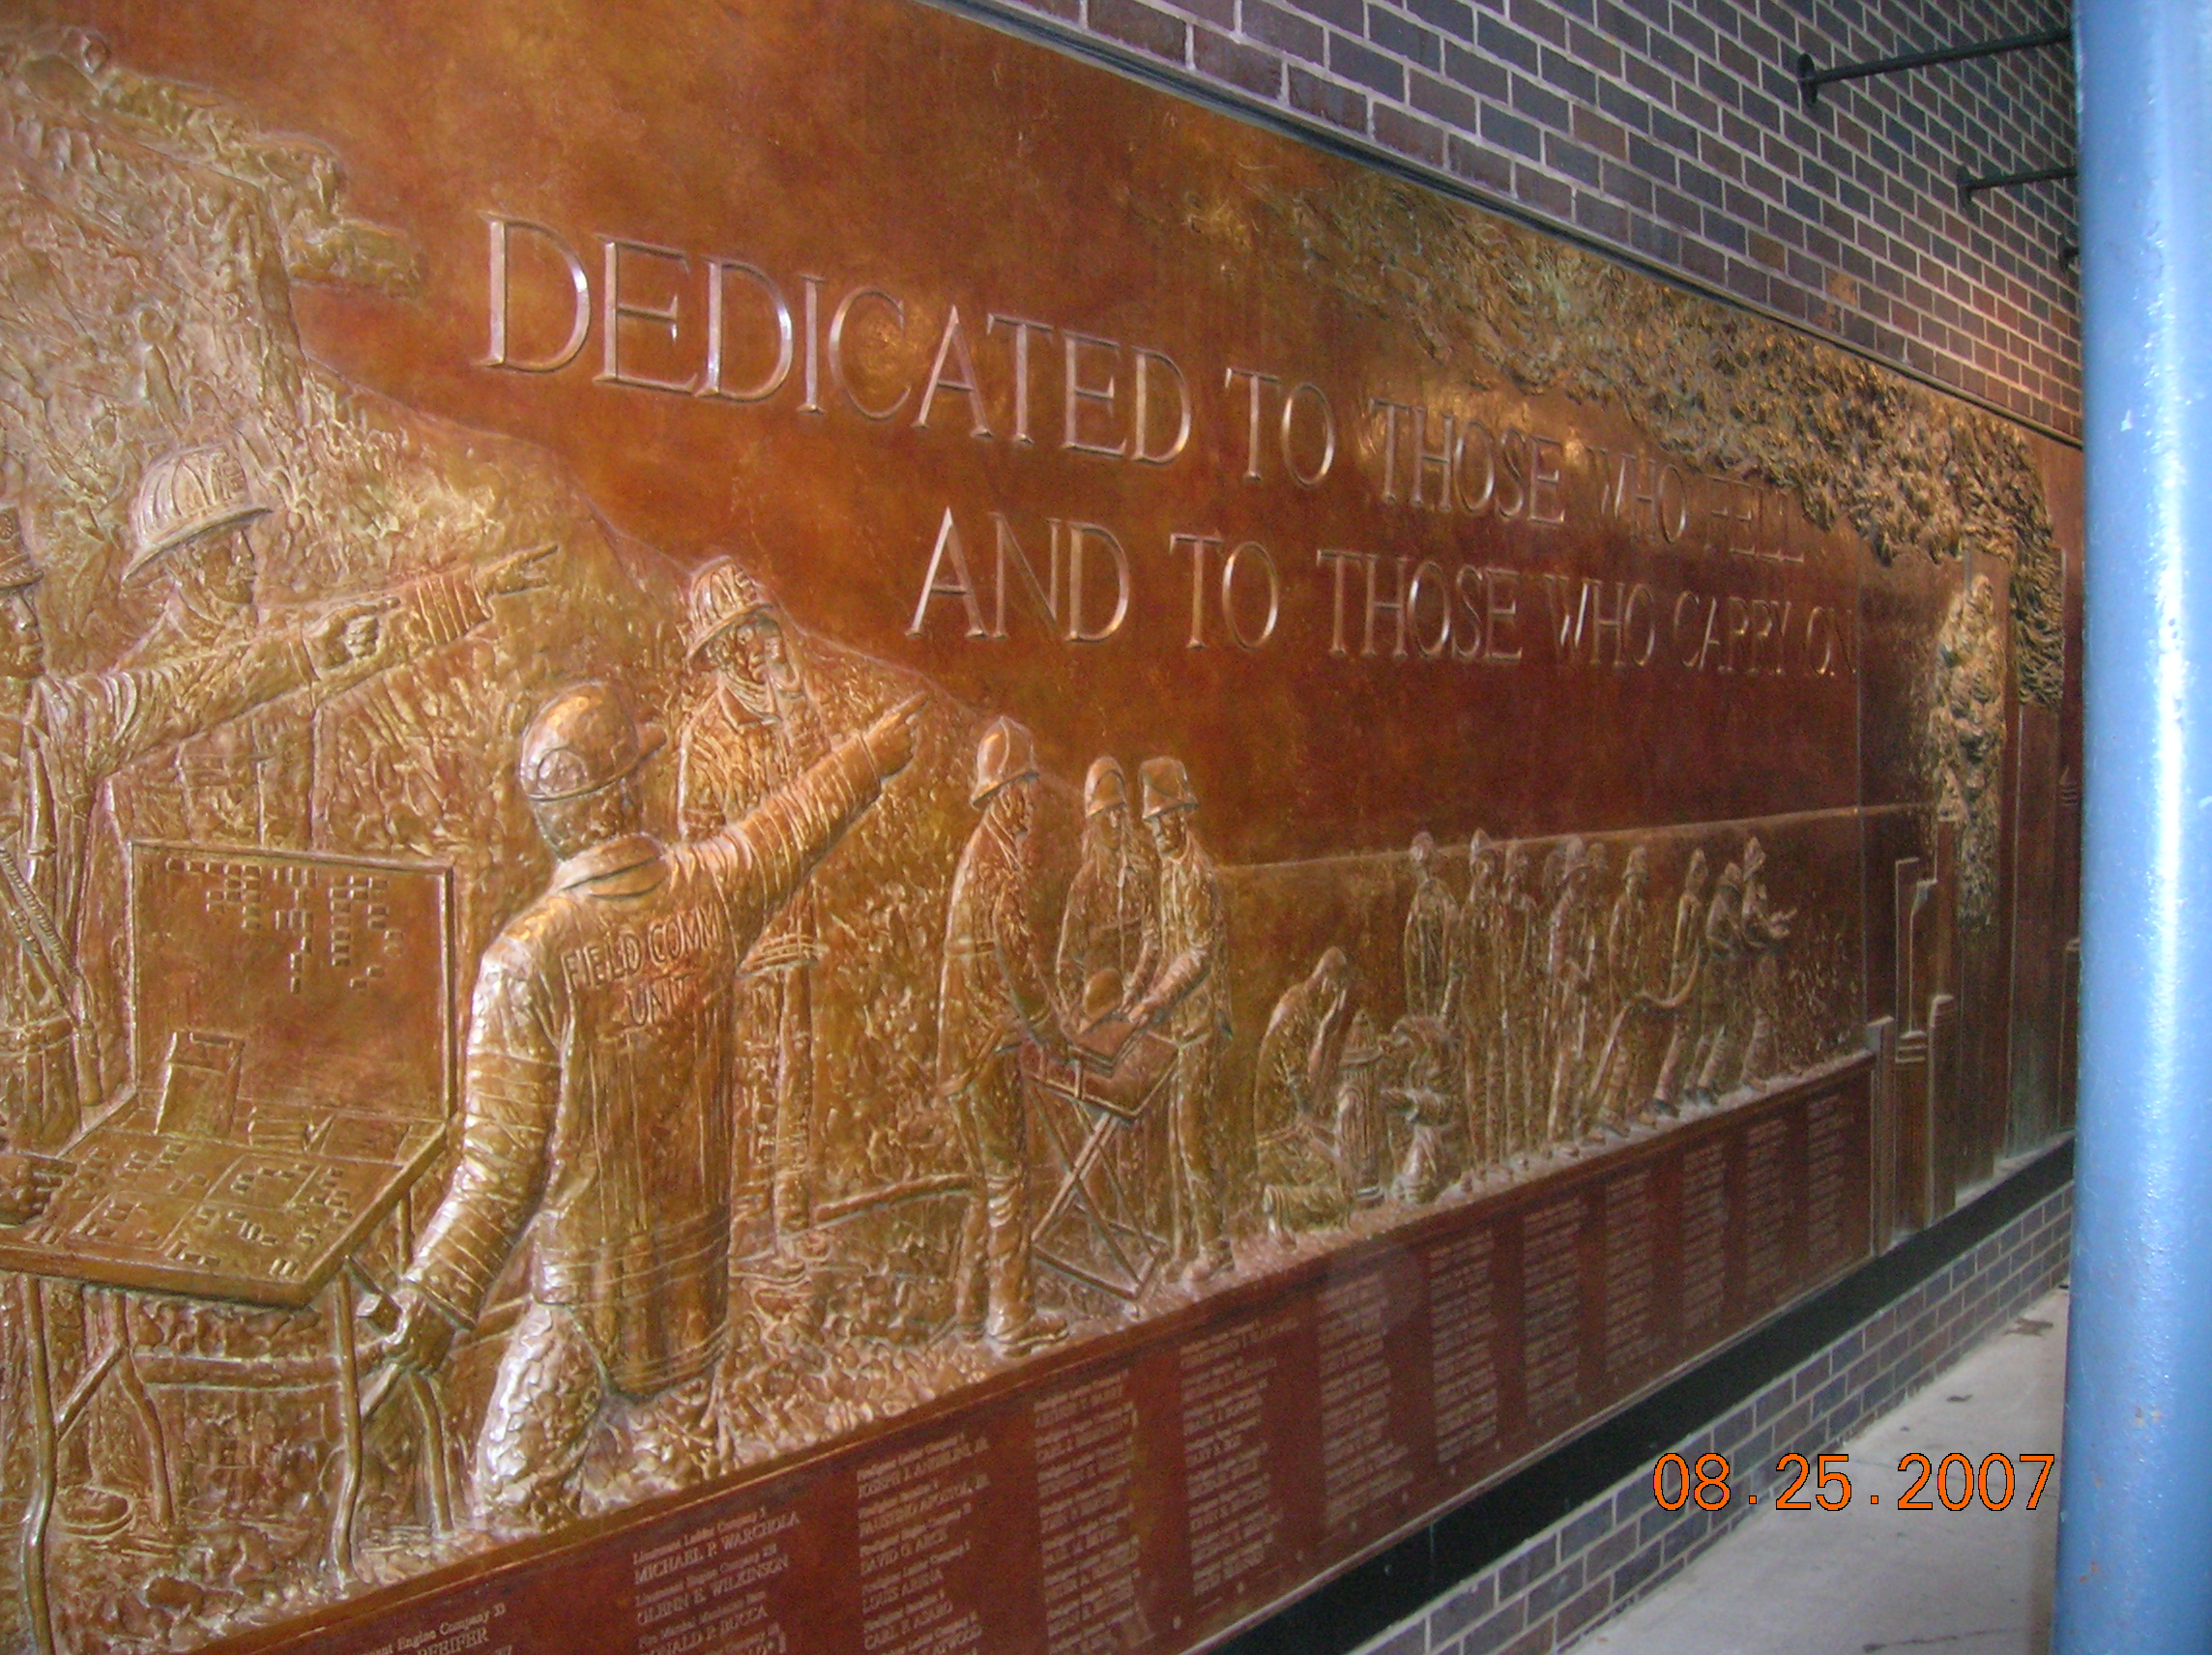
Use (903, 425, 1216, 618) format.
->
(1412, 828, 1794, 1169)
(1250, 828, 1796, 1241)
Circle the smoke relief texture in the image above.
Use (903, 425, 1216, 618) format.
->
(975, 0, 2081, 439)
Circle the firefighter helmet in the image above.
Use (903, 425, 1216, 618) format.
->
(684, 556, 776, 662)
(517, 682, 665, 803)
(127, 445, 270, 576)
(1138, 756, 1197, 820)
(970, 716, 1038, 807)
(1083, 756, 1127, 818)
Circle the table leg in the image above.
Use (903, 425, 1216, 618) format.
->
(403, 1373, 452, 1536)
(328, 1278, 364, 1582)
(17, 1276, 59, 1655)
(106, 1294, 174, 1531)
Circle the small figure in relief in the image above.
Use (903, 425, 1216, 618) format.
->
(1452, 830, 1499, 1170)
(1688, 854, 1748, 1107)
(1645, 848, 1711, 1118)
(677, 557, 831, 1253)
(937, 717, 1069, 1355)
(1055, 756, 1157, 1027)
(1250, 947, 1354, 1240)
(1386, 1015, 1462, 1204)
(1732, 837, 1794, 1086)
(1126, 757, 1234, 1285)
(1402, 830, 1455, 1021)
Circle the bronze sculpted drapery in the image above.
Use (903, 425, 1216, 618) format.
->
(0, 5, 2077, 1653)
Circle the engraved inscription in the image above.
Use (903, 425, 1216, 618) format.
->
(1742, 1117, 1793, 1306)
(632, 1508, 801, 1655)
(1317, 1271, 1417, 1535)
(857, 1434, 991, 1655)
(1679, 1140, 1731, 1338)
(1428, 1229, 1502, 1466)
(1805, 1092, 1850, 1271)
(1601, 1169, 1661, 1380)
(1035, 1374, 1142, 1655)
(1179, 1312, 1302, 1602)
(1522, 1197, 1587, 1425)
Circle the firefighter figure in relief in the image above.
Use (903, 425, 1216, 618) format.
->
(1127, 757, 1234, 1286)
(937, 716, 1069, 1356)
(374, 681, 924, 1534)
(677, 557, 833, 1255)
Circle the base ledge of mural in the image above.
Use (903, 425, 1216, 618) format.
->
(1229, 1140, 2072, 1655)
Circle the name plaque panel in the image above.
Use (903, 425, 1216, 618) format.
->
(0, 2, 2075, 1652)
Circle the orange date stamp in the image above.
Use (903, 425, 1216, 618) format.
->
(1650, 1451, 2057, 1512)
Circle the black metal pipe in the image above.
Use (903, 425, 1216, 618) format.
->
(1958, 162, 2079, 200)
(1798, 25, 2072, 103)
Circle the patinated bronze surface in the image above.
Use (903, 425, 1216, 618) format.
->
(0, 2, 2078, 1651)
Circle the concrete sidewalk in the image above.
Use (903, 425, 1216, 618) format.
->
(1578, 1284, 2069, 1655)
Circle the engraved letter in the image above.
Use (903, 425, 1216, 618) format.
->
(1370, 398, 1415, 504)
(1172, 532, 1223, 648)
(830, 286, 912, 421)
(1657, 464, 1690, 543)
(1496, 426, 1528, 519)
(1222, 540, 1280, 651)
(1281, 382, 1337, 487)
(1408, 560, 1452, 658)
(909, 508, 989, 637)
(1723, 594, 1751, 674)
(1062, 331, 1128, 457)
(1807, 604, 1843, 676)
(1528, 434, 1568, 525)
(1411, 409, 1456, 510)
(1586, 578, 1626, 667)
(1593, 447, 1637, 521)
(1542, 574, 1581, 661)
(1674, 590, 1704, 669)
(916, 305, 993, 438)
(799, 275, 827, 414)
(1064, 523, 1131, 642)
(1625, 583, 1659, 666)
(480, 215, 590, 373)
(1712, 479, 1757, 557)
(1747, 598, 1777, 675)
(1698, 595, 1727, 671)
(1457, 421, 1498, 515)
(1226, 366, 1282, 480)
(987, 313, 1056, 445)
(1484, 568, 1523, 663)
(992, 512, 1062, 638)
(597, 238, 696, 393)
(1364, 554, 1412, 659)
(1452, 564, 1487, 661)
(1132, 348, 1191, 465)
(699, 257, 794, 403)
(1317, 548, 1362, 658)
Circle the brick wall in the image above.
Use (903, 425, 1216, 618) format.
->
(1344, 1178, 2073, 1655)
(960, 0, 2081, 439)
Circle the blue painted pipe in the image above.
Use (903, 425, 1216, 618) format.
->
(2055, 3, 2212, 1649)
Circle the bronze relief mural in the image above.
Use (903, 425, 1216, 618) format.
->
(0, 5, 2077, 1653)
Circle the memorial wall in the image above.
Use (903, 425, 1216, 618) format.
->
(0, 3, 2080, 1652)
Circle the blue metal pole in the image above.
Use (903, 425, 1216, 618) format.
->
(2055, 3, 2212, 1649)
